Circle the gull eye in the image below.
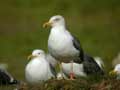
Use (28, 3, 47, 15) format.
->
(38, 52, 41, 55)
(54, 18, 60, 21)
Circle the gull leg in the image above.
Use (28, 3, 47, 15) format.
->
(69, 61, 75, 80)
(58, 62, 64, 80)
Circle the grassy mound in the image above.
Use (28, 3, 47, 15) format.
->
(16, 77, 120, 90)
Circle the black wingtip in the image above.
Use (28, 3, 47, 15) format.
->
(9, 79, 20, 85)
(83, 53, 105, 76)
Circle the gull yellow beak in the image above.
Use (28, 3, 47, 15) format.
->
(27, 55, 35, 60)
(43, 21, 52, 28)
(109, 70, 117, 76)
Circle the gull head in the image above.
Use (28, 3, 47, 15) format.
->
(28, 49, 45, 60)
(43, 15, 65, 28)
(109, 64, 120, 76)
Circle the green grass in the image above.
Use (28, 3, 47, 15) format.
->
(0, 0, 120, 89)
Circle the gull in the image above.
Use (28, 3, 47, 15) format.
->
(43, 15, 84, 79)
(0, 68, 18, 85)
(25, 49, 56, 84)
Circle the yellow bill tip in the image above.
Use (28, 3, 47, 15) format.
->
(43, 22, 51, 28)
(27, 55, 33, 60)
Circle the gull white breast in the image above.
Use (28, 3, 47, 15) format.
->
(25, 49, 56, 84)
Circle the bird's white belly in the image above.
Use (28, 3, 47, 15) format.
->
(25, 59, 53, 84)
(48, 32, 79, 62)
(61, 63, 87, 77)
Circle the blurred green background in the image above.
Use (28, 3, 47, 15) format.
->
(0, 0, 120, 81)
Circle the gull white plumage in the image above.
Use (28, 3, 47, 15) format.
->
(25, 49, 56, 84)
(46, 53, 58, 67)
(59, 54, 104, 79)
(43, 15, 84, 79)
(61, 62, 86, 78)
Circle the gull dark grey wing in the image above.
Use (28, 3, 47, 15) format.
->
(49, 63, 57, 78)
(72, 35, 84, 63)
(83, 54, 104, 76)
(0, 69, 18, 85)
